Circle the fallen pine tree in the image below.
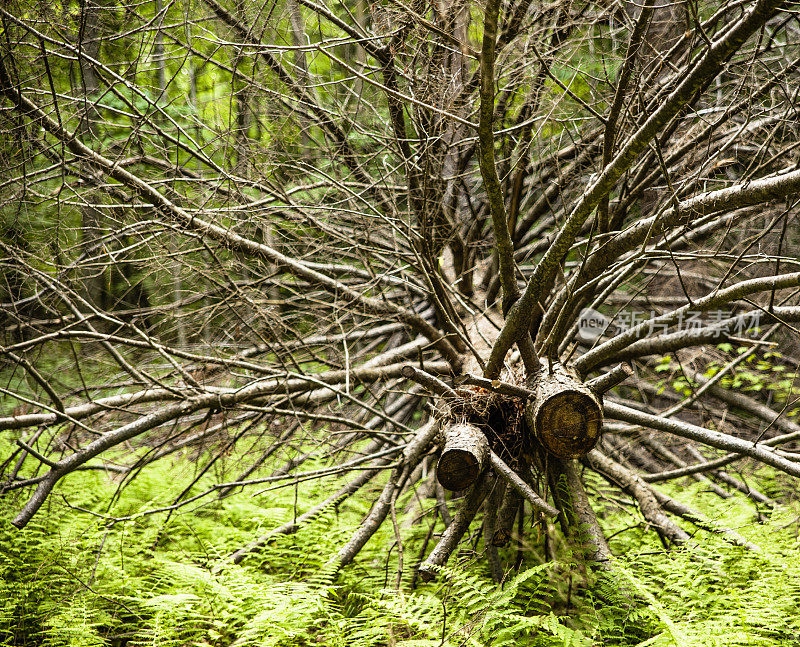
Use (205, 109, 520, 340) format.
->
(0, 0, 799, 602)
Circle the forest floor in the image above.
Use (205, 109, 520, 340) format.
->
(2, 433, 799, 647)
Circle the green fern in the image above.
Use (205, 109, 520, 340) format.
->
(1, 434, 800, 647)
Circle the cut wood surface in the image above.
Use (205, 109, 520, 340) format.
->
(527, 363, 603, 458)
(436, 422, 489, 491)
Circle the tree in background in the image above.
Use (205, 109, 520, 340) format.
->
(1, 0, 800, 586)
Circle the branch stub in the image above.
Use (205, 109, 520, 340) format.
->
(436, 422, 489, 491)
(526, 364, 602, 458)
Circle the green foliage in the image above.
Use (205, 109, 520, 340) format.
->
(654, 348, 800, 411)
(1, 438, 800, 646)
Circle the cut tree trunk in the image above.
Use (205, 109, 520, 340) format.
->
(436, 422, 489, 491)
(527, 362, 603, 458)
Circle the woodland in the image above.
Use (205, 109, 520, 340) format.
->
(1, 0, 800, 644)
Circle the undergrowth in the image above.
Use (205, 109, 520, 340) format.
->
(1, 437, 799, 646)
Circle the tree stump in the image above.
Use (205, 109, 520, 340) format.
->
(526, 363, 602, 458)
